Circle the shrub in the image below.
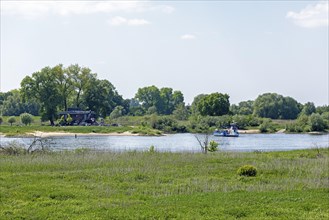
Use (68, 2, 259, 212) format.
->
(66, 114, 73, 125)
(110, 106, 124, 119)
(149, 145, 155, 153)
(20, 113, 33, 126)
(208, 140, 219, 152)
(259, 119, 275, 133)
(309, 113, 327, 132)
(237, 165, 257, 177)
(7, 116, 16, 126)
(0, 116, 3, 125)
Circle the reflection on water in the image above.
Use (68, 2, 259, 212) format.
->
(1, 133, 328, 152)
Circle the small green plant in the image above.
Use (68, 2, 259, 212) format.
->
(66, 114, 73, 125)
(7, 116, 16, 126)
(149, 145, 156, 153)
(208, 140, 219, 152)
(237, 165, 257, 177)
(20, 113, 33, 126)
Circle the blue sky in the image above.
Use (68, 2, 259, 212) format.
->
(1, 1, 328, 105)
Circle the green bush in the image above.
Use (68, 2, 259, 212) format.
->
(237, 165, 257, 177)
(20, 113, 33, 126)
(259, 119, 275, 133)
(309, 113, 327, 132)
(208, 140, 219, 152)
(7, 116, 16, 126)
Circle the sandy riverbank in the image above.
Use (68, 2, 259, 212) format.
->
(237, 129, 260, 134)
(26, 131, 141, 138)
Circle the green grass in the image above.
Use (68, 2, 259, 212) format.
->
(0, 148, 328, 219)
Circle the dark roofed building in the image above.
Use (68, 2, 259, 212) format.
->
(58, 108, 96, 125)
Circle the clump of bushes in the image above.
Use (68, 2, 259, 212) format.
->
(286, 113, 328, 132)
(237, 165, 257, 177)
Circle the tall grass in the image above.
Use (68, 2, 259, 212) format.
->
(0, 148, 328, 219)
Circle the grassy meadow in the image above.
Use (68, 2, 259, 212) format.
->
(0, 148, 328, 219)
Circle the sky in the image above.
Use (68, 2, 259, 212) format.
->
(1, 0, 328, 106)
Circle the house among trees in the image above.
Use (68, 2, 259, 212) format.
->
(58, 108, 96, 125)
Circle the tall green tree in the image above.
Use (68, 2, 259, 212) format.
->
(135, 86, 161, 113)
(69, 64, 97, 108)
(82, 78, 123, 118)
(197, 93, 230, 116)
(253, 93, 301, 119)
(280, 97, 301, 119)
(21, 67, 61, 125)
(53, 64, 74, 111)
(191, 94, 207, 115)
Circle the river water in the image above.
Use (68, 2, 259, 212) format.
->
(1, 133, 328, 152)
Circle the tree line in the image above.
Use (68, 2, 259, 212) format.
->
(0, 64, 328, 129)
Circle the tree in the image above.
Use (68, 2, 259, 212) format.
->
(20, 113, 33, 126)
(135, 86, 161, 113)
(82, 78, 123, 118)
(21, 67, 61, 125)
(7, 116, 16, 126)
(53, 64, 74, 111)
(1, 90, 39, 116)
(301, 102, 316, 116)
(280, 96, 300, 119)
(0, 116, 3, 125)
(253, 93, 301, 119)
(316, 105, 329, 114)
(173, 103, 189, 120)
(196, 93, 230, 116)
(69, 64, 97, 108)
(191, 94, 206, 115)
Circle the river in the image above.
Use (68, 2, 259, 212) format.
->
(1, 133, 328, 152)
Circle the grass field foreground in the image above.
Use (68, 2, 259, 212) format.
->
(0, 148, 328, 219)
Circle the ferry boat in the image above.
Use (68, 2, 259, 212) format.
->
(213, 124, 239, 137)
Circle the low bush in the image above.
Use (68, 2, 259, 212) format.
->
(237, 165, 257, 177)
(20, 113, 33, 126)
(208, 140, 219, 152)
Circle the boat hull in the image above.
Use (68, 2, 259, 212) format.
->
(213, 131, 239, 137)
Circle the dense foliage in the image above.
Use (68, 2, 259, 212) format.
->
(134, 86, 184, 115)
(195, 93, 230, 116)
(0, 64, 328, 133)
(253, 93, 301, 119)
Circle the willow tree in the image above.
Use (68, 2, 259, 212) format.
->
(21, 66, 61, 125)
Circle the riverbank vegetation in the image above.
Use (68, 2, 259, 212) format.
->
(0, 148, 328, 219)
(1, 64, 328, 135)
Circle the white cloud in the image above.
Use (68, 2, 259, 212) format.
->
(286, 1, 328, 28)
(181, 34, 196, 40)
(1, 1, 174, 19)
(108, 16, 150, 26)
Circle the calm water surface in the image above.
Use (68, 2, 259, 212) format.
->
(1, 133, 328, 152)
